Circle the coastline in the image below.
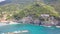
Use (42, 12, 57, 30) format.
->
(0, 22, 20, 26)
(0, 22, 60, 28)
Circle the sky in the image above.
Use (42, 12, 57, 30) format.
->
(0, 0, 5, 2)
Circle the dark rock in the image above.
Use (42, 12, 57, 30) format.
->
(34, 19, 41, 25)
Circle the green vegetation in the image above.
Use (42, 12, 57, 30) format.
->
(11, 3, 60, 19)
(0, 2, 60, 20)
(42, 0, 60, 13)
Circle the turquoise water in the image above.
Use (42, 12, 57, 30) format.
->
(0, 24, 60, 34)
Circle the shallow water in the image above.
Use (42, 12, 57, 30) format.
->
(0, 24, 60, 34)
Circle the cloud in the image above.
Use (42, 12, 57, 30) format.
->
(0, 0, 5, 2)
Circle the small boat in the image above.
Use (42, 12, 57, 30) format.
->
(47, 26, 52, 27)
(13, 30, 29, 33)
(56, 26, 60, 28)
(21, 30, 29, 32)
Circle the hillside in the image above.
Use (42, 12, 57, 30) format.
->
(0, 0, 60, 13)
(41, 0, 60, 13)
(0, 0, 60, 20)
(7, 3, 59, 20)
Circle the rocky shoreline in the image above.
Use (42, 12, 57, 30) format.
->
(0, 14, 60, 26)
(17, 16, 60, 26)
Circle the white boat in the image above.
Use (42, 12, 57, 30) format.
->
(13, 30, 29, 33)
(47, 26, 52, 27)
(21, 30, 29, 32)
